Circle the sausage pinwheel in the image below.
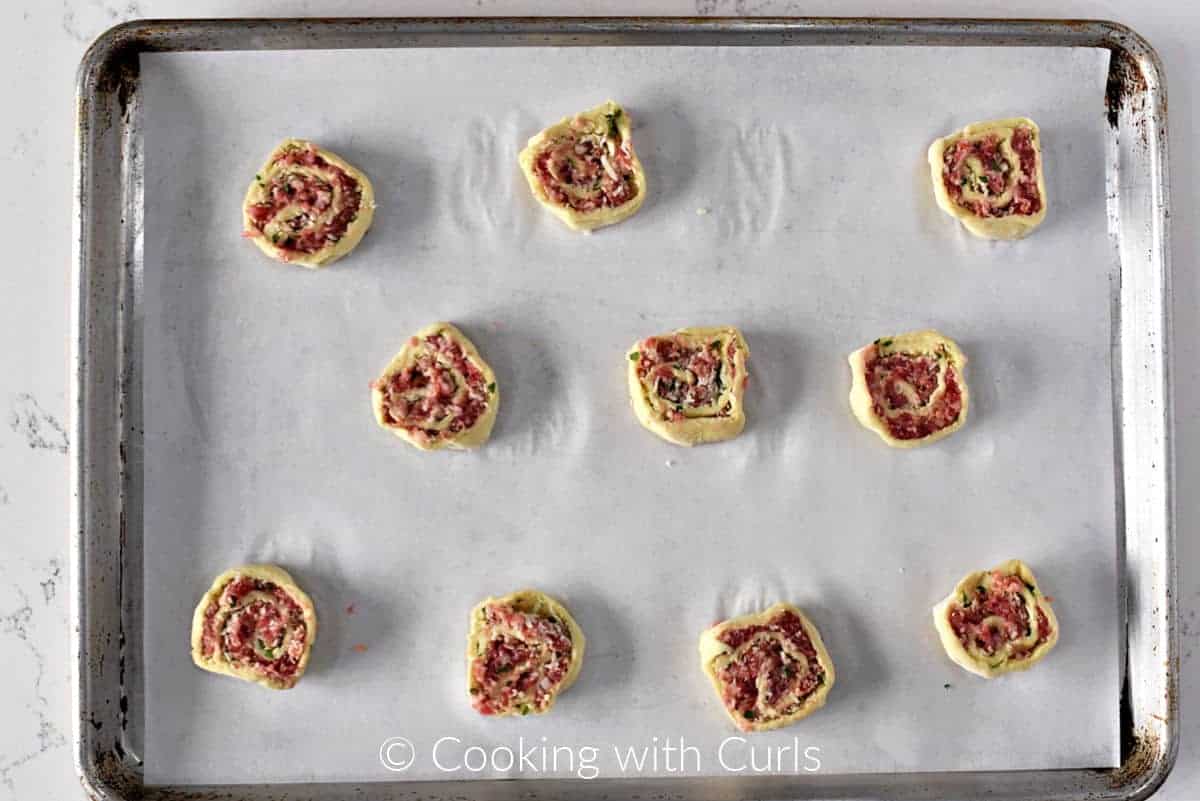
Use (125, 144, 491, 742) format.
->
(242, 139, 375, 267)
(518, 100, 647, 232)
(467, 589, 586, 717)
(371, 323, 499, 451)
(699, 603, 836, 732)
(928, 117, 1047, 240)
(190, 564, 317, 690)
(933, 559, 1059, 678)
(848, 329, 969, 448)
(628, 326, 750, 446)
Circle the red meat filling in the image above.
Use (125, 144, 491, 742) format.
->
(947, 571, 1052, 661)
(716, 609, 826, 726)
(941, 126, 1041, 218)
(634, 336, 740, 422)
(245, 143, 363, 255)
(470, 603, 574, 715)
(372, 333, 490, 443)
(200, 575, 307, 682)
(865, 346, 963, 441)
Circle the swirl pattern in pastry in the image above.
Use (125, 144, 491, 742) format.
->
(518, 100, 647, 232)
(933, 559, 1059, 678)
(628, 326, 750, 446)
(848, 329, 968, 448)
(190, 564, 317, 690)
(928, 117, 1047, 240)
(371, 322, 499, 451)
(242, 139, 376, 267)
(466, 589, 586, 716)
(699, 603, 835, 732)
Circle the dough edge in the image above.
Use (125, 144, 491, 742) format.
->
(517, 100, 648, 232)
(627, 326, 749, 447)
(926, 117, 1047, 241)
(242, 138, 377, 268)
(370, 322, 500, 451)
(466, 588, 587, 716)
(847, 328, 970, 449)
(698, 601, 836, 732)
(931, 558, 1061, 679)
(189, 563, 318, 690)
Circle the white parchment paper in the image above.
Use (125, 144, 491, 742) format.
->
(142, 45, 1117, 785)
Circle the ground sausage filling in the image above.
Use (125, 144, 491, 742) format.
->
(865, 341, 963, 441)
(200, 575, 308, 686)
(469, 602, 575, 716)
(372, 332, 492, 447)
(634, 335, 742, 423)
(713, 609, 826, 731)
(941, 125, 1041, 218)
(533, 108, 639, 213)
(245, 143, 364, 257)
(947, 570, 1053, 665)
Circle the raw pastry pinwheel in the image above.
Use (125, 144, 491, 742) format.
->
(933, 559, 1059, 678)
(518, 100, 647, 232)
(371, 323, 499, 451)
(928, 117, 1047, 240)
(848, 329, 968, 448)
(628, 326, 750, 446)
(467, 589, 586, 716)
(242, 139, 376, 267)
(190, 564, 317, 690)
(699, 603, 835, 732)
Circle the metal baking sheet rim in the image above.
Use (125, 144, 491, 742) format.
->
(69, 17, 1175, 801)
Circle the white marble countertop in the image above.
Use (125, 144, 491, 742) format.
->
(1, 1, 1194, 798)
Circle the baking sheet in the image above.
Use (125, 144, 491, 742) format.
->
(141, 44, 1117, 785)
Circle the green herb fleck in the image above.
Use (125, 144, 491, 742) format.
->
(743, 710, 756, 720)
(711, 341, 721, 350)
(518, 703, 533, 716)
(878, 338, 893, 348)
(487, 382, 496, 394)
(605, 110, 622, 139)
(629, 351, 640, 361)
(961, 592, 971, 607)
(1023, 581, 1037, 595)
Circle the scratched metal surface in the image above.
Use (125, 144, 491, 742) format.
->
(71, 17, 1174, 801)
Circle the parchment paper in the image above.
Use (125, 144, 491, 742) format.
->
(142, 45, 1118, 785)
